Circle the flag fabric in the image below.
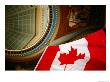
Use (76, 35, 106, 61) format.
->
(35, 29, 106, 71)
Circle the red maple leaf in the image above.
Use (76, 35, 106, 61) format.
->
(58, 47, 85, 70)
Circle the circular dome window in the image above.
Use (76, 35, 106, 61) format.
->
(5, 5, 60, 57)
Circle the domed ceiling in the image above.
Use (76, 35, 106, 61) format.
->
(5, 5, 60, 58)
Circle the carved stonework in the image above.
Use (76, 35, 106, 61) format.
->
(68, 6, 91, 28)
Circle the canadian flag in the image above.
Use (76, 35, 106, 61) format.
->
(35, 29, 106, 71)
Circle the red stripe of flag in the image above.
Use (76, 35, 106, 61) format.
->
(85, 29, 106, 70)
(35, 46, 60, 70)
